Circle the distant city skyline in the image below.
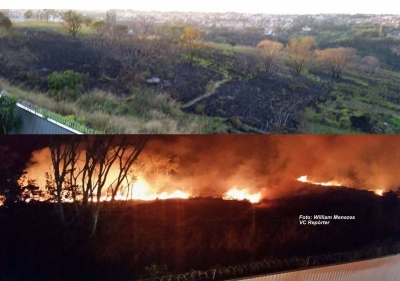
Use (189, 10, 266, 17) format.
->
(4, 0, 400, 15)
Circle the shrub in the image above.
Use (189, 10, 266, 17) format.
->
(0, 12, 12, 30)
(196, 104, 206, 114)
(47, 70, 87, 101)
(90, 20, 107, 33)
(0, 93, 20, 134)
(62, 10, 83, 37)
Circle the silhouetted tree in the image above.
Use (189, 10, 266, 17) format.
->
(0, 146, 23, 205)
(47, 135, 148, 235)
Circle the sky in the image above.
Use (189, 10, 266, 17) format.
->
(18, 135, 400, 200)
(3, 0, 400, 15)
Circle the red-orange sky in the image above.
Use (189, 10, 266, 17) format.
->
(21, 135, 400, 200)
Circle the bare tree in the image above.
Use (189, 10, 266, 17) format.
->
(106, 9, 117, 27)
(360, 55, 380, 74)
(317, 47, 357, 78)
(48, 136, 81, 227)
(47, 135, 148, 236)
(146, 155, 179, 190)
(257, 39, 284, 75)
(262, 96, 303, 133)
(284, 36, 317, 75)
(101, 15, 182, 85)
(62, 10, 83, 37)
(180, 26, 207, 65)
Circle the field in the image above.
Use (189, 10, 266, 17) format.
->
(1, 19, 400, 133)
(1, 188, 399, 281)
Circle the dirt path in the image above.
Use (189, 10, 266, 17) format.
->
(181, 74, 231, 109)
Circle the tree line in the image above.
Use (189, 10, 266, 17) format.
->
(27, 9, 380, 83)
(257, 36, 379, 78)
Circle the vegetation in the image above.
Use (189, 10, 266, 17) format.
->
(0, 78, 228, 134)
(2, 12, 400, 133)
(257, 39, 284, 74)
(23, 10, 33, 19)
(317, 47, 357, 78)
(47, 70, 87, 101)
(285, 36, 317, 74)
(1, 183, 399, 280)
(0, 12, 12, 30)
(62, 10, 83, 36)
(180, 26, 206, 65)
(0, 93, 19, 134)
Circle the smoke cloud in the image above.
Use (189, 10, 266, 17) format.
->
(24, 135, 400, 199)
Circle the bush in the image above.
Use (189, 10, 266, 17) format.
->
(62, 10, 83, 37)
(0, 93, 20, 134)
(90, 20, 107, 33)
(47, 70, 87, 101)
(0, 12, 12, 30)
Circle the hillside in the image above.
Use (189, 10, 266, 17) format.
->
(1, 17, 400, 133)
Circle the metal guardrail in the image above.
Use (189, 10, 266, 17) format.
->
(1, 89, 99, 134)
(134, 244, 400, 281)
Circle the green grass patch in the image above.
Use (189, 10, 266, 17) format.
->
(302, 122, 363, 134)
(13, 20, 94, 36)
(0, 78, 229, 134)
(209, 42, 260, 56)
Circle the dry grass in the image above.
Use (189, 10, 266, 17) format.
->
(0, 78, 229, 134)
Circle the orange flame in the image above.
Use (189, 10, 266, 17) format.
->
(223, 187, 261, 203)
(96, 178, 190, 202)
(374, 189, 384, 196)
(297, 175, 343, 186)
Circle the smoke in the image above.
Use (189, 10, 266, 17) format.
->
(146, 135, 400, 198)
(24, 135, 400, 199)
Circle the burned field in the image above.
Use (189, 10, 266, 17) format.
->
(0, 28, 333, 133)
(0, 29, 122, 92)
(2, 26, 400, 133)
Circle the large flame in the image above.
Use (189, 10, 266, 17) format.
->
(223, 187, 261, 203)
(297, 175, 343, 186)
(374, 189, 384, 196)
(96, 178, 190, 202)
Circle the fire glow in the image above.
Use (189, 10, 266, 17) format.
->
(82, 178, 191, 202)
(297, 175, 385, 196)
(297, 175, 343, 186)
(223, 187, 261, 203)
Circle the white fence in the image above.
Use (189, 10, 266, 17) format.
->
(1, 90, 96, 134)
(235, 255, 400, 281)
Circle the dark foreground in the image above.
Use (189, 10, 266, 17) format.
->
(1, 187, 399, 281)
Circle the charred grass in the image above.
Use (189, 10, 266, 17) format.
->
(2, 25, 400, 133)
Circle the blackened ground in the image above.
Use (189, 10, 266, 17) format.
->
(0, 28, 337, 131)
(184, 75, 333, 131)
(0, 29, 124, 93)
